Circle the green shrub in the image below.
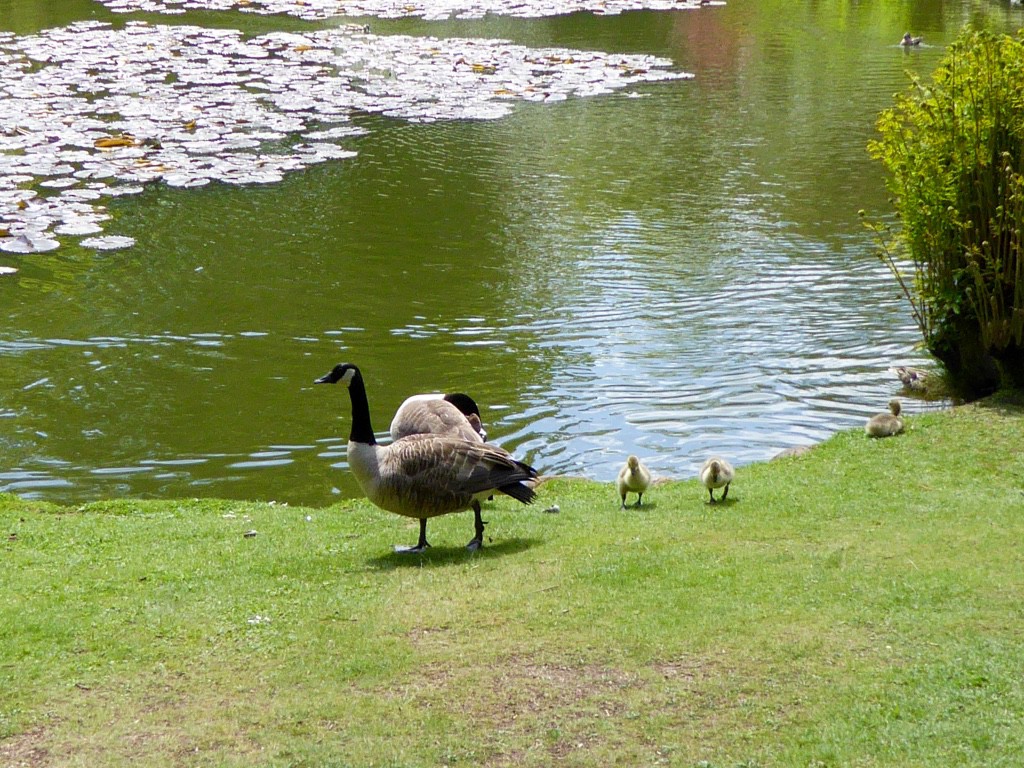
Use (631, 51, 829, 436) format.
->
(868, 28, 1024, 396)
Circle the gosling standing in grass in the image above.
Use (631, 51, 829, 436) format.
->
(700, 457, 734, 503)
(865, 399, 904, 438)
(617, 455, 651, 508)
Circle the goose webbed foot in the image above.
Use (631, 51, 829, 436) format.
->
(395, 542, 431, 554)
(467, 503, 487, 551)
(396, 519, 430, 554)
(721, 484, 730, 501)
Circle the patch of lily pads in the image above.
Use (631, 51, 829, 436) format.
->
(1, 21, 690, 254)
(98, 0, 720, 22)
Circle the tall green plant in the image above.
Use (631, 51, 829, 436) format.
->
(868, 28, 1024, 395)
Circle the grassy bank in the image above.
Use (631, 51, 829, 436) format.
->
(2, 395, 1023, 767)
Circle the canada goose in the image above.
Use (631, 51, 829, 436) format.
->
(617, 455, 652, 508)
(700, 457, 734, 503)
(900, 33, 923, 46)
(389, 392, 486, 443)
(865, 399, 904, 438)
(315, 363, 538, 553)
(891, 366, 927, 392)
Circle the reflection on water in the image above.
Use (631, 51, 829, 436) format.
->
(1, 1, 1019, 505)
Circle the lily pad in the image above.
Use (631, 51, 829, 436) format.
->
(97, 0, 721, 20)
(0, 234, 61, 253)
(79, 235, 137, 250)
(0, 20, 690, 253)
(54, 220, 105, 236)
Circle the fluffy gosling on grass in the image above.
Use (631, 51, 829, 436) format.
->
(865, 398, 904, 438)
(617, 455, 652, 508)
(700, 457, 734, 503)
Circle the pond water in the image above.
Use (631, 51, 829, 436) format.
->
(1, 0, 1021, 505)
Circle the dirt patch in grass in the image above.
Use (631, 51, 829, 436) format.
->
(490, 656, 639, 724)
(380, 649, 767, 765)
(0, 681, 270, 768)
(653, 654, 726, 683)
(0, 726, 51, 768)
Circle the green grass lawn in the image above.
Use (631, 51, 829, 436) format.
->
(2, 395, 1023, 767)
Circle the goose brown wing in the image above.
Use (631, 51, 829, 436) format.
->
(385, 435, 537, 500)
(391, 399, 481, 442)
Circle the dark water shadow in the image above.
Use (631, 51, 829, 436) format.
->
(366, 536, 540, 570)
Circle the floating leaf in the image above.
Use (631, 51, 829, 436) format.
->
(94, 135, 139, 148)
(0, 234, 60, 254)
(54, 220, 105, 236)
(95, 0, 717, 20)
(79, 235, 136, 250)
(0, 20, 690, 254)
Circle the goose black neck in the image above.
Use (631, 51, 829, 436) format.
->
(346, 369, 377, 445)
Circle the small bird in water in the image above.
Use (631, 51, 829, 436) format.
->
(891, 366, 927, 392)
(900, 33, 923, 46)
(700, 457, 734, 503)
(865, 399, 904, 438)
(617, 455, 652, 508)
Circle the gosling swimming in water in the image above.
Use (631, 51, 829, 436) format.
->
(617, 455, 652, 508)
(700, 457, 734, 503)
(865, 399, 904, 438)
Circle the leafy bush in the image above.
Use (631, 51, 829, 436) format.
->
(868, 28, 1024, 395)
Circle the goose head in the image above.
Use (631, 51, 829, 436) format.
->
(441, 392, 487, 441)
(315, 362, 377, 445)
(315, 363, 358, 386)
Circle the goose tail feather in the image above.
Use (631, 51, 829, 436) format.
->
(497, 481, 537, 505)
